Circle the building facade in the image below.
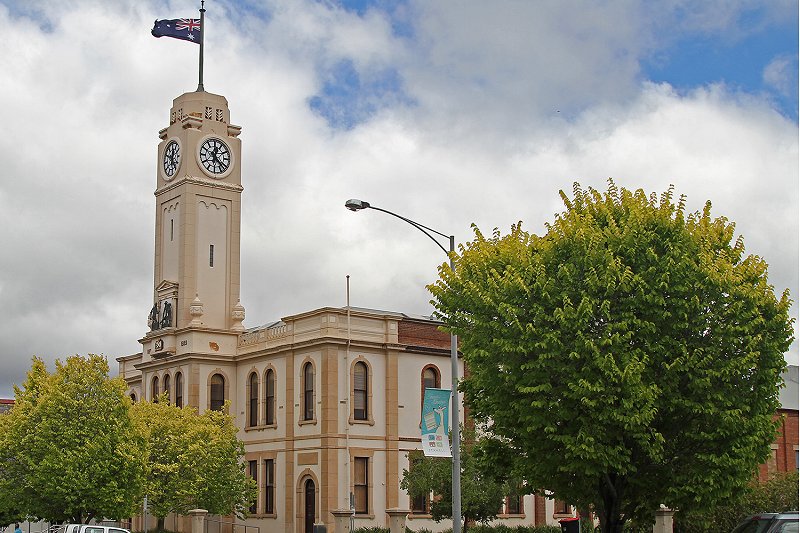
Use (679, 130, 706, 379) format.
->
(758, 365, 799, 482)
(117, 89, 567, 533)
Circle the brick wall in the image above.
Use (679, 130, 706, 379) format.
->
(399, 319, 451, 350)
(757, 408, 799, 482)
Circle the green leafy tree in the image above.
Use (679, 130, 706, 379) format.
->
(0, 355, 145, 523)
(401, 427, 525, 531)
(131, 399, 256, 526)
(0, 408, 25, 527)
(429, 182, 794, 533)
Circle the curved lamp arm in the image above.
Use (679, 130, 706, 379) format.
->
(344, 199, 453, 256)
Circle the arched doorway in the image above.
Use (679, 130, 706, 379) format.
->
(304, 478, 316, 533)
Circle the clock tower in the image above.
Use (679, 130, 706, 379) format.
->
(143, 90, 245, 359)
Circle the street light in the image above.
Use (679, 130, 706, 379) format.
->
(344, 198, 462, 533)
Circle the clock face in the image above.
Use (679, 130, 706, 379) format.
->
(162, 140, 181, 179)
(198, 137, 231, 177)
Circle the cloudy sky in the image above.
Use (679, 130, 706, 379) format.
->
(0, 0, 797, 397)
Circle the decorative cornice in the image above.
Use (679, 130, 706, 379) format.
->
(155, 175, 244, 196)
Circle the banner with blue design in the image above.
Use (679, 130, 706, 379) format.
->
(421, 388, 452, 457)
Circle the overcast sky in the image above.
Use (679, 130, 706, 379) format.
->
(0, 0, 797, 398)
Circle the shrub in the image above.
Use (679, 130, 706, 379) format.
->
(675, 471, 799, 533)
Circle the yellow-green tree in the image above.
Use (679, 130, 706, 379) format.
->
(430, 182, 794, 533)
(0, 356, 145, 523)
(131, 399, 256, 527)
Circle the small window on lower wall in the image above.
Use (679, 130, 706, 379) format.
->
(354, 457, 369, 514)
(554, 499, 571, 515)
(411, 493, 430, 515)
(506, 494, 522, 515)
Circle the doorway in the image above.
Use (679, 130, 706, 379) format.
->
(304, 478, 316, 533)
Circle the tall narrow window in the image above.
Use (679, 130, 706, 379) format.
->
(264, 458, 275, 514)
(248, 460, 258, 514)
(163, 374, 171, 404)
(152, 376, 159, 402)
(248, 372, 259, 427)
(409, 453, 430, 514)
(303, 363, 314, 421)
(265, 369, 275, 425)
(170, 219, 174, 241)
(209, 244, 214, 267)
(210, 373, 225, 411)
(175, 372, 184, 408)
(354, 457, 369, 514)
(354, 362, 368, 421)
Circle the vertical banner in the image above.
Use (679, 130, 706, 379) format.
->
(421, 388, 452, 457)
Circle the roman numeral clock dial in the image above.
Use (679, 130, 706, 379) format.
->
(161, 139, 181, 180)
(198, 137, 232, 178)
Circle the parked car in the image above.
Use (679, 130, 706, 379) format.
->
(731, 512, 799, 533)
(56, 525, 130, 533)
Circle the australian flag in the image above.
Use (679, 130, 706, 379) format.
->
(152, 18, 201, 43)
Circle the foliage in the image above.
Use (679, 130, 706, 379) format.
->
(429, 182, 794, 533)
(350, 526, 561, 533)
(467, 525, 561, 533)
(675, 471, 800, 533)
(401, 427, 527, 530)
(130, 399, 256, 522)
(0, 355, 145, 523)
(0, 409, 25, 527)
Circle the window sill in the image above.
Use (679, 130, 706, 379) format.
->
(244, 423, 278, 432)
(354, 514, 375, 520)
(249, 513, 277, 519)
(497, 514, 525, 519)
(349, 417, 375, 426)
(299, 418, 317, 426)
(408, 513, 432, 520)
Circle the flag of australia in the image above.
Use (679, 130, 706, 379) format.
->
(152, 18, 201, 43)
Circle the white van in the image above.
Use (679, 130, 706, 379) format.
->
(58, 525, 130, 533)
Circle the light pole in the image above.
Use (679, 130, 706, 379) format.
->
(344, 198, 462, 533)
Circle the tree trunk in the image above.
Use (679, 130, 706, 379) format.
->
(157, 517, 166, 531)
(598, 473, 626, 533)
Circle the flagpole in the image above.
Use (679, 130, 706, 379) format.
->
(197, 0, 205, 92)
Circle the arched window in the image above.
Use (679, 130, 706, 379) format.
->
(353, 362, 368, 421)
(248, 372, 259, 427)
(175, 372, 184, 408)
(265, 369, 275, 425)
(210, 373, 225, 411)
(152, 375, 160, 402)
(303, 362, 315, 421)
(130, 393, 137, 403)
(423, 366, 440, 390)
(163, 374, 171, 404)
(421, 366, 440, 416)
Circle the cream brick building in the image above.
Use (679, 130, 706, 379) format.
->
(118, 89, 566, 533)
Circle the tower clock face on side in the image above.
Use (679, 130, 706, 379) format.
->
(162, 139, 181, 180)
(198, 137, 232, 178)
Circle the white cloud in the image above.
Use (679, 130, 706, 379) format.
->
(0, 0, 795, 396)
(763, 54, 799, 97)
